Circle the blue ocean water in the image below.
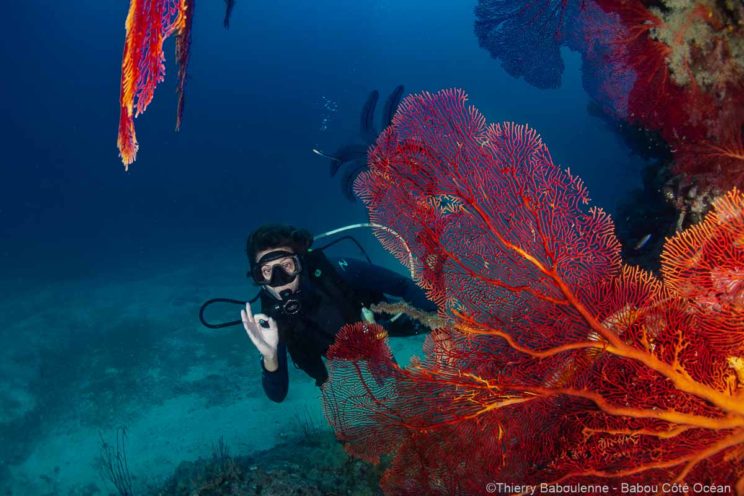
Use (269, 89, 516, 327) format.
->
(0, 0, 650, 494)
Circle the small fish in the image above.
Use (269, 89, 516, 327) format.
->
(361, 306, 376, 324)
(312, 148, 338, 160)
(634, 233, 652, 250)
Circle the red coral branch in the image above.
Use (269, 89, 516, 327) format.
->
(117, 0, 190, 169)
(588, 0, 743, 191)
(323, 89, 744, 494)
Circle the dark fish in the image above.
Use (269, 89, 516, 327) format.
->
(634, 233, 652, 250)
(315, 85, 406, 202)
(340, 158, 368, 201)
(382, 85, 405, 128)
(360, 90, 380, 142)
(327, 144, 368, 176)
(311, 146, 368, 177)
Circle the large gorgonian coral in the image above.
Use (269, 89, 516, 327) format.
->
(321, 89, 744, 495)
(474, 0, 583, 89)
(117, 0, 194, 169)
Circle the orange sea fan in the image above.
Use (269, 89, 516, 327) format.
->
(117, 0, 191, 169)
(662, 188, 744, 354)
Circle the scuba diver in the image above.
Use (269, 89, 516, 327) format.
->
(240, 224, 437, 403)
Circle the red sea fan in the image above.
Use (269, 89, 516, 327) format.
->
(674, 104, 744, 191)
(662, 189, 744, 355)
(117, 0, 193, 169)
(474, 0, 584, 89)
(590, 0, 743, 191)
(323, 89, 744, 495)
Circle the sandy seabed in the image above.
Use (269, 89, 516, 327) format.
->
(0, 252, 424, 495)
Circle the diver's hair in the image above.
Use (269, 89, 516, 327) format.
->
(246, 224, 314, 265)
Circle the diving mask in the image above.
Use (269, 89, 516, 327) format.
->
(250, 250, 303, 287)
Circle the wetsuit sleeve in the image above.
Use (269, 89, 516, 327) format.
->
(332, 257, 437, 312)
(261, 342, 288, 403)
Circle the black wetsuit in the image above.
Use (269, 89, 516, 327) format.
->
(260, 252, 436, 402)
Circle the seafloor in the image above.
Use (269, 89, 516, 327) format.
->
(0, 245, 420, 495)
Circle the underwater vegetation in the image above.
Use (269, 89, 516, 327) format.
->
(154, 432, 382, 495)
(314, 86, 405, 202)
(96, 426, 382, 495)
(321, 89, 744, 495)
(593, 0, 744, 222)
(98, 427, 135, 496)
(117, 0, 194, 169)
(475, 0, 744, 228)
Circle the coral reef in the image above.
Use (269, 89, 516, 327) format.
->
(475, 0, 743, 229)
(592, 0, 744, 192)
(322, 89, 744, 495)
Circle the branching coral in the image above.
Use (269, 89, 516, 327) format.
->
(474, 0, 583, 89)
(475, 0, 743, 218)
(98, 427, 135, 496)
(592, 0, 744, 193)
(321, 89, 744, 495)
(117, 0, 194, 169)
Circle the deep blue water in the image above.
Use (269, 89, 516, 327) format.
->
(1, 0, 646, 284)
(0, 1, 650, 493)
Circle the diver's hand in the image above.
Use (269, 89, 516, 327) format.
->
(241, 303, 279, 369)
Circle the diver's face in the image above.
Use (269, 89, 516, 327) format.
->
(255, 246, 301, 298)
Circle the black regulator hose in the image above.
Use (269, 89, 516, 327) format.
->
(198, 293, 260, 329)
